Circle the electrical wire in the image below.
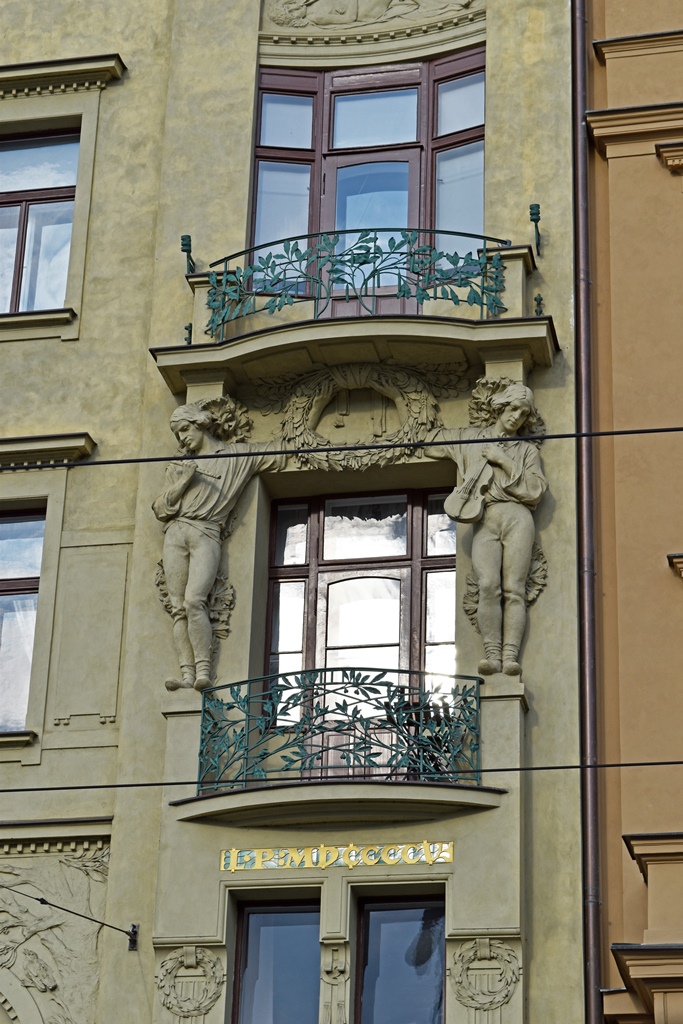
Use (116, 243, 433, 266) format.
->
(2, 422, 683, 474)
(3, 756, 683, 794)
(0, 883, 139, 948)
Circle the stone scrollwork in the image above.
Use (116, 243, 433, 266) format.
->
(157, 946, 225, 1022)
(450, 938, 520, 1011)
(264, 0, 483, 30)
(250, 360, 469, 471)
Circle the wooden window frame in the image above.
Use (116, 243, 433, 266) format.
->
(231, 901, 321, 1024)
(355, 896, 446, 1024)
(253, 48, 485, 247)
(266, 489, 455, 675)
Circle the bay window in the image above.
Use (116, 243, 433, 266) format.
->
(253, 50, 485, 251)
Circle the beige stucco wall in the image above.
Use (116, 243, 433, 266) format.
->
(0, 1, 583, 1020)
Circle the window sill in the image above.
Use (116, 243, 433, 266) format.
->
(0, 307, 78, 341)
(0, 731, 37, 749)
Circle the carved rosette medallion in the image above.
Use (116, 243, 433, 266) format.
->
(157, 946, 225, 1022)
(450, 938, 520, 1012)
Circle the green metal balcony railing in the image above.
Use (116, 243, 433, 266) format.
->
(204, 228, 509, 339)
(198, 667, 481, 793)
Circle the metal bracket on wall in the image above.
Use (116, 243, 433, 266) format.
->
(181, 234, 195, 274)
(529, 203, 542, 256)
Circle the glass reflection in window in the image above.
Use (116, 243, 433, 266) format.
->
(275, 504, 308, 565)
(0, 593, 38, 732)
(261, 94, 313, 149)
(0, 516, 45, 580)
(426, 495, 456, 556)
(334, 89, 418, 148)
(323, 496, 407, 561)
(437, 73, 485, 136)
(237, 908, 320, 1024)
(435, 141, 484, 250)
(360, 903, 445, 1024)
(19, 201, 74, 311)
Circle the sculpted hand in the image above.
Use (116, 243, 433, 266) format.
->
(169, 458, 197, 484)
(481, 444, 515, 476)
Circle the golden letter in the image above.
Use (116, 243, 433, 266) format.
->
(401, 844, 422, 865)
(255, 848, 275, 869)
(381, 845, 402, 865)
(361, 845, 381, 866)
(342, 843, 361, 869)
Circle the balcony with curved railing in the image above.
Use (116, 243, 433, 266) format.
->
(203, 228, 510, 341)
(198, 667, 481, 795)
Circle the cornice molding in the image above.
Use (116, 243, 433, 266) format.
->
(0, 53, 126, 99)
(612, 944, 683, 1019)
(587, 103, 683, 155)
(625, 832, 683, 881)
(657, 143, 683, 175)
(259, 8, 485, 68)
(0, 432, 96, 467)
(595, 30, 683, 62)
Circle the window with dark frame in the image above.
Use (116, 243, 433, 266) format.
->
(253, 51, 485, 253)
(232, 904, 321, 1024)
(267, 490, 456, 683)
(0, 510, 46, 731)
(356, 898, 446, 1024)
(0, 133, 79, 314)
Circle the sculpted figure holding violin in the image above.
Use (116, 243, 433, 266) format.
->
(427, 380, 547, 677)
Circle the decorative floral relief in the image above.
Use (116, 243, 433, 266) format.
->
(264, 0, 483, 30)
(0, 846, 108, 1024)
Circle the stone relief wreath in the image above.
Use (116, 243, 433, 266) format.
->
(450, 939, 520, 1011)
(157, 947, 224, 1021)
(250, 360, 469, 471)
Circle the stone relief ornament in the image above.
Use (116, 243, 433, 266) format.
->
(0, 844, 109, 1024)
(153, 396, 287, 692)
(321, 941, 350, 1024)
(157, 947, 224, 1022)
(450, 938, 520, 1011)
(427, 377, 548, 678)
(249, 360, 469, 471)
(264, 0, 482, 29)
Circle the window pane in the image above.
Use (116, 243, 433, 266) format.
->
(271, 581, 306, 655)
(0, 516, 45, 579)
(261, 94, 313, 149)
(19, 200, 73, 311)
(323, 496, 407, 560)
(426, 495, 456, 556)
(327, 577, 401, 647)
(326, 645, 399, 672)
(0, 136, 79, 191)
(361, 905, 445, 1024)
(275, 505, 308, 565)
(254, 162, 310, 247)
(425, 571, 455, 643)
(0, 205, 19, 313)
(425, 644, 456, 691)
(334, 90, 418, 148)
(238, 909, 320, 1024)
(335, 162, 409, 234)
(437, 73, 485, 136)
(435, 141, 484, 249)
(0, 593, 37, 732)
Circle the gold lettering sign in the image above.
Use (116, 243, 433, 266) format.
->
(220, 841, 454, 873)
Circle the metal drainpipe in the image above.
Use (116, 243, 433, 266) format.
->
(572, 0, 603, 1020)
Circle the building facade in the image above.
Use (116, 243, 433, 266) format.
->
(0, 2, 584, 1022)
(587, 3, 683, 1023)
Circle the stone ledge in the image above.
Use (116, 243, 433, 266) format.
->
(172, 780, 504, 828)
(0, 53, 126, 96)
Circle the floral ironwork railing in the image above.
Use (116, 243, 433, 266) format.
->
(198, 667, 480, 793)
(205, 228, 509, 338)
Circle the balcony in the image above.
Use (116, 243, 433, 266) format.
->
(203, 228, 509, 340)
(198, 667, 480, 793)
